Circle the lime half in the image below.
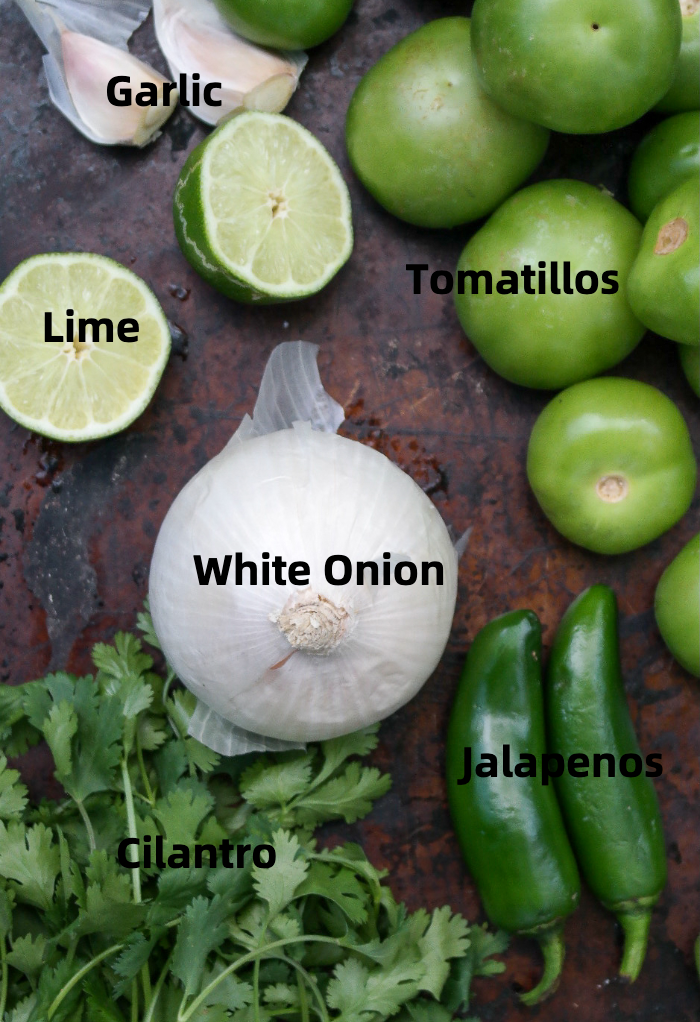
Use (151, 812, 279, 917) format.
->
(0, 253, 171, 442)
(174, 111, 353, 303)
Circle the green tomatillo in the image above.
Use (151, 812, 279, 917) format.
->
(471, 0, 682, 134)
(628, 177, 700, 346)
(656, 0, 700, 111)
(454, 180, 644, 390)
(628, 112, 700, 222)
(212, 0, 353, 49)
(655, 534, 700, 676)
(527, 377, 697, 554)
(345, 18, 549, 229)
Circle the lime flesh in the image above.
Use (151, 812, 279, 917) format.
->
(174, 111, 353, 303)
(0, 252, 171, 442)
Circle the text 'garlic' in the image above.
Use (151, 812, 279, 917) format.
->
(15, 0, 176, 146)
(154, 0, 307, 125)
(149, 342, 461, 755)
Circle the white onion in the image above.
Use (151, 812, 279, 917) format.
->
(149, 342, 460, 753)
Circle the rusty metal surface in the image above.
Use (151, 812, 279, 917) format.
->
(0, 0, 698, 1018)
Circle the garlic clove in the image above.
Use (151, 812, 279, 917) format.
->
(60, 32, 176, 146)
(153, 0, 307, 126)
(15, 0, 177, 147)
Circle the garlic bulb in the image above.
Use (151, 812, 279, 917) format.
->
(153, 0, 307, 125)
(15, 0, 176, 146)
(149, 342, 461, 755)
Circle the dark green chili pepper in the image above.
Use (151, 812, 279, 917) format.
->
(546, 585, 667, 983)
(446, 610, 580, 1005)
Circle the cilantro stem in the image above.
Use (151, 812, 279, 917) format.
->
(0, 935, 8, 1021)
(47, 942, 124, 1019)
(132, 979, 138, 1022)
(179, 935, 348, 1022)
(120, 757, 152, 1005)
(278, 953, 328, 1022)
(162, 668, 175, 708)
(297, 970, 310, 1022)
(142, 951, 174, 1022)
(253, 958, 261, 1022)
(74, 798, 96, 853)
(121, 758, 142, 905)
(136, 735, 155, 806)
(141, 963, 153, 1012)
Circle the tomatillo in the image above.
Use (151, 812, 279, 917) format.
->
(679, 343, 700, 396)
(628, 177, 700, 346)
(628, 112, 700, 222)
(656, 0, 700, 112)
(471, 0, 682, 134)
(213, 0, 353, 49)
(345, 18, 549, 229)
(527, 378, 697, 554)
(655, 533, 700, 676)
(454, 180, 644, 390)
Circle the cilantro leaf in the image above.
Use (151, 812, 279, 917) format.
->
(74, 849, 147, 937)
(92, 633, 153, 690)
(417, 906, 470, 998)
(6, 994, 37, 1022)
(200, 963, 253, 1011)
(252, 829, 308, 919)
(154, 783, 216, 850)
(326, 957, 422, 1021)
(317, 724, 381, 782)
(294, 762, 392, 827)
(0, 683, 42, 757)
(6, 933, 47, 979)
(239, 754, 314, 811)
(136, 602, 162, 651)
(42, 701, 78, 778)
(147, 866, 210, 926)
(40, 676, 122, 804)
(172, 894, 230, 997)
(112, 932, 160, 996)
(0, 821, 59, 910)
(0, 754, 28, 820)
(263, 982, 299, 1006)
(440, 925, 508, 1014)
(295, 861, 368, 926)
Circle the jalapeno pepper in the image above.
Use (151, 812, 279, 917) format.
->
(546, 585, 667, 982)
(446, 610, 580, 1005)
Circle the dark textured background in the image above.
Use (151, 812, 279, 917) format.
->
(0, 0, 698, 1017)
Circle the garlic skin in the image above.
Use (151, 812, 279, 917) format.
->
(153, 0, 307, 125)
(149, 343, 459, 748)
(15, 0, 176, 147)
(60, 33, 174, 146)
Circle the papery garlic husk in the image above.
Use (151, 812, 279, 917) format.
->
(149, 342, 460, 752)
(153, 0, 307, 125)
(14, 0, 177, 146)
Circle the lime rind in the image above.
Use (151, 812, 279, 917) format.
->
(174, 111, 353, 303)
(0, 252, 171, 442)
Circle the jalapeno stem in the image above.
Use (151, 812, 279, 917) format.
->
(519, 927, 565, 1006)
(618, 910, 652, 983)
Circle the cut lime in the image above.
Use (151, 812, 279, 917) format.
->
(0, 252, 171, 442)
(174, 111, 353, 303)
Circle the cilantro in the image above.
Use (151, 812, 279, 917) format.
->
(0, 608, 507, 1022)
(0, 755, 28, 820)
